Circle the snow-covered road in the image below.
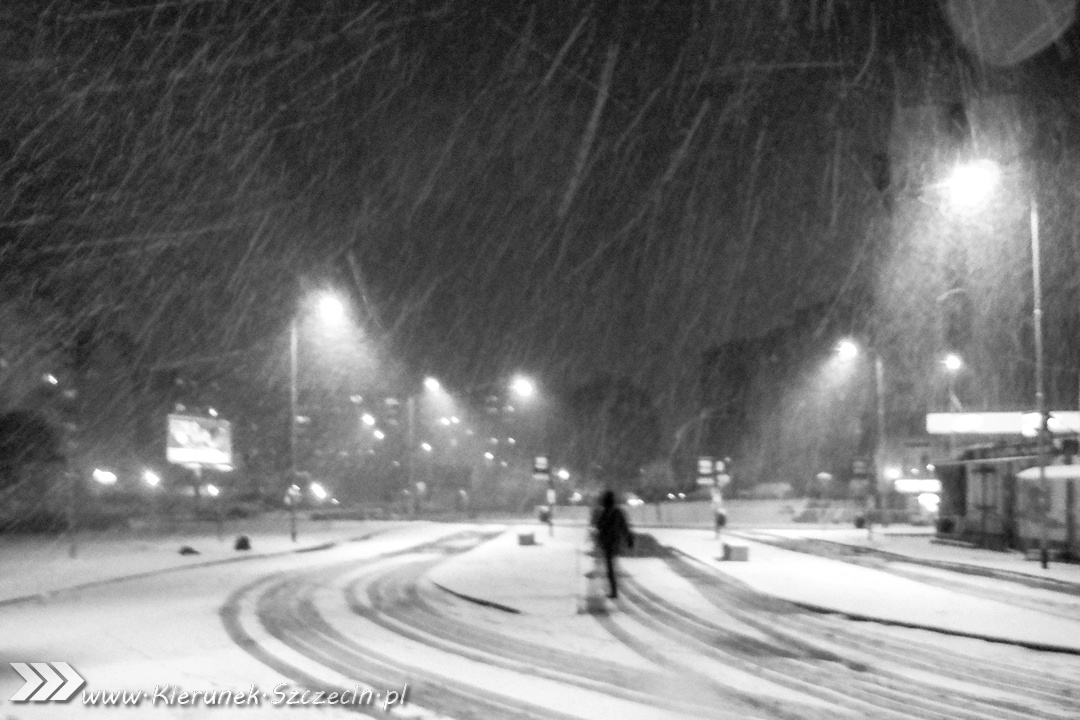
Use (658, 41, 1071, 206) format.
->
(2, 523, 1079, 719)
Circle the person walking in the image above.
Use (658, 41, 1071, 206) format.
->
(592, 490, 634, 599)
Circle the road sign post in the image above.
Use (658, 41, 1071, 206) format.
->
(534, 455, 553, 535)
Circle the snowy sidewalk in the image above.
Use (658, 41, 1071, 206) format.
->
(0, 516, 407, 605)
(743, 526, 1080, 589)
(654, 528, 1080, 653)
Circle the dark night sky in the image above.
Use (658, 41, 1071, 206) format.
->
(3, 1, 1079, 427)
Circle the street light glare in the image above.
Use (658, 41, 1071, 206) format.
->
(945, 159, 1001, 209)
(836, 340, 859, 361)
(510, 375, 536, 398)
(424, 377, 441, 391)
(317, 294, 347, 323)
(944, 353, 963, 372)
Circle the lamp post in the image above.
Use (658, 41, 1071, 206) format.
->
(288, 292, 347, 541)
(836, 340, 886, 515)
(945, 160, 1050, 568)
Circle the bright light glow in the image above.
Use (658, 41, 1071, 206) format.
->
(557, 468, 570, 480)
(943, 353, 962, 372)
(421, 442, 432, 452)
(317, 294, 347, 323)
(884, 467, 902, 480)
(93, 468, 118, 485)
(944, 159, 1001, 209)
(917, 492, 941, 513)
(424, 377, 441, 391)
(310, 482, 328, 500)
(510, 375, 536, 398)
(208, 407, 218, 417)
(373, 429, 385, 440)
(507, 437, 516, 445)
(484, 452, 495, 460)
(626, 495, 644, 507)
(895, 478, 943, 494)
(570, 492, 583, 504)
(143, 470, 161, 487)
(439, 417, 451, 426)
(206, 484, 220, 497)
(450, 416, 460, 424)
(361, 413, 376, 426)
(836, 340, 858, 361)
(43, 373, 58, 385)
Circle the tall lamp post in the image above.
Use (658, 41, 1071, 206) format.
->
(945, 160, 1050, 568)
(836, 340, 886, 514)
(288, 292, 347, 541)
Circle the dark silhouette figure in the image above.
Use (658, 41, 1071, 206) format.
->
(592, 490, 634, 599)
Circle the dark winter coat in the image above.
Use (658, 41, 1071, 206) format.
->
(592, 492, 634, 554)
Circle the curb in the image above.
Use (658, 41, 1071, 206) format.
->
(784, 598, 1080, 656)
(0, 531, 385, 608)
(429, 579, 522, 614)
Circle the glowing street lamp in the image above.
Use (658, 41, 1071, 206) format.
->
(836, 339, 859, 362)
(143, 470, 161, 487)
(92, 468, 117, 485)
(943, 353, 963, 412)
(289, 289, 349, 541)
(943, 158, 1051, 567)
(834, 339, 886, 514)
(943, 159, 1001, 210)
(510, 375, 536, 399)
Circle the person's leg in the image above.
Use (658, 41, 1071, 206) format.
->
(604, 550, 618, 598)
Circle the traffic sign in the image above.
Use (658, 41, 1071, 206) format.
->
(697, 456, 714, 477)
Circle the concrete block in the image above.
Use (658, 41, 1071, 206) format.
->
(722, 542, 749, 561)
(517, 532, 535, 546)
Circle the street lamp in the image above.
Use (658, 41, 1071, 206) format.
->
(835, 340, 886, 514)
(943, 353, 963, 411)
(289, 290, 348, 541)
(944, 159, 1050, 568)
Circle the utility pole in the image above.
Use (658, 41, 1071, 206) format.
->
(289, 316, 298, 542)
(407, 394, 416, 516)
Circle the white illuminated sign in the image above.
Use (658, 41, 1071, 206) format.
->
(926, 411, 1080, 436)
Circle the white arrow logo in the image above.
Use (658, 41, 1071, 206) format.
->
(9, 662, 84, 702)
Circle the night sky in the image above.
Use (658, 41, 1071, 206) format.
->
(3, 1, 1079, 434)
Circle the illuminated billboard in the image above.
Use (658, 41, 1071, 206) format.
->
(166, 414, 233, 468)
